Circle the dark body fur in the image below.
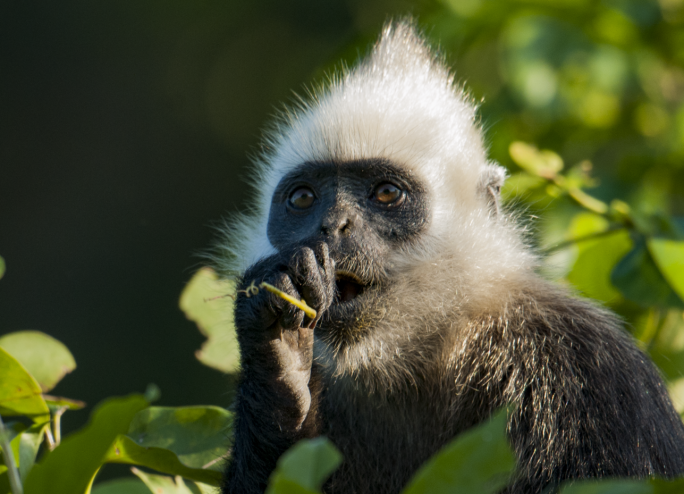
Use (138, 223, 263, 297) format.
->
(223, 278, 684, 493)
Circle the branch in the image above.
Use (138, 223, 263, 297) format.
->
(543, 225, 626, 254)
(0, 414, 23, 494)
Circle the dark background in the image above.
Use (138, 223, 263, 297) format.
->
(0, 0, 425, 436)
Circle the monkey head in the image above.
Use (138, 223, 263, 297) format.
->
(219, 21, 534, 382)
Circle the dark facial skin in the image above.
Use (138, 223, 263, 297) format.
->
(266, 159, 429, 343)
(224, 159, 429, 492)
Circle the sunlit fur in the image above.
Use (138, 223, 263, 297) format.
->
(219, 20, 684, 494)
(218, 20, 532, 273)
(217, 19, 536, 382)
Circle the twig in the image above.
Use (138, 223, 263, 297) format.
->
(567, 187, 609, 215)
(260, 282, 317, 319)
(53, 406, 69, 446)
(543, 226, 626, 254)
(44, 426, 56, 451)
(0, 414, 23, 494)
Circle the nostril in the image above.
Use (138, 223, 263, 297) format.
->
(320, 216, 352, 236)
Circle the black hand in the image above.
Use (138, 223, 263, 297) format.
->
(224, 243, 335, 494)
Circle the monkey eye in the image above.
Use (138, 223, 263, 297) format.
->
(372, 182, 404, 206)
(288, 187, 315, 210)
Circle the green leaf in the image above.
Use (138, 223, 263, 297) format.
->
(131, 468, 194, 494)
(179, 268, 240, 373)
(566, 213, 632, 304)
(0, 466, 9, 493)
(0, 346, 50, 419)
(266, 437, 342, 494)
(127, 406, 233, 470)
(402, 409, 515, 494)
(509, 141, 563, 179)
(0, 256, 5, 280)
(0, 331, 76, 393)
(15, 422, 49, 481)
(651, 477, 684, 493)
(24, 394, 148, 494)
(611, 239, 684, 309)
(191, 482, 219, 494)
(91, 477, 151, 494)
(648, 239, 684, 303)
(267, 477, 318, 494)
(103, 406, 231, 486)
(105, 435, 221, 486)
(0, 421, 28, 491)
(560, 479, 651, 494)
(500, 172, 546, 200)
(649, 349, 684, 382)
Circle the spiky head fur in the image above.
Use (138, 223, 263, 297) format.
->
(216, 20, 543, 392)
(220, 19, 534, 291)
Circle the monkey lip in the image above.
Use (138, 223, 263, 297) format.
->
(334, 270, 366, 303)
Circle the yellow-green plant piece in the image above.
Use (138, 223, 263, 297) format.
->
(91, 477, 150, 494)
(565, 213, 632, 304)
(509, 141, 563, 179)
(131, 468, 195, 494)
(23, 395, 148, 494)
(180, 268, 239, 374)
(0, 331, 76, 393)
(260, 283, 317, 320)
(104, 436, 221, 486)
(648, 239, 684, 303)
(0, 347, 50, 420)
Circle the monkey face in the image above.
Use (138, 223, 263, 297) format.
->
(266, 158, 430, 345)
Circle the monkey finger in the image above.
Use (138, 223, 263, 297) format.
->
(306, 243, 335, 307)
(315, 243, 336, 309)
(279, 303, 305, 332)
(268, 273, 306, 331)
(313, 242, 336, 299)
(293, 248, 330, 323)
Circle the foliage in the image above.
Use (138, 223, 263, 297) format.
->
(0, 331, 226, 494)
(402, 409, 514, 494)
(0, 332, 76, 393)
(421, 0, 684, 203)
(0, 326, 514, 494)
(266, 437, 342, 494)
(179, 268, 239, 374)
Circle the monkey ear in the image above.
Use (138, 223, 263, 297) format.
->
(478, 162, 507, 216)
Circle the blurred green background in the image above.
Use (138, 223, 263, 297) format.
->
(2, 0, 684, 479)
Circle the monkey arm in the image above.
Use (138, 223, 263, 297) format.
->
(223, 364, 323, 493)
(223, 244, 334, 493)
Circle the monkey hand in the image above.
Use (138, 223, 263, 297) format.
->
(234, 242, 335, 429)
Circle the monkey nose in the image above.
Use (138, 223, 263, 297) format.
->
(320, 215, 353, 236)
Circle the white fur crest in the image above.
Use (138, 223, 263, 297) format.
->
(220, 20, 534, 288)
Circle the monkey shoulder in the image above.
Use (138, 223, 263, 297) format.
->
(455, 278, 684, 489)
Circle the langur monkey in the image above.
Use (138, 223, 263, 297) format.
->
(218, 20, 684, 494)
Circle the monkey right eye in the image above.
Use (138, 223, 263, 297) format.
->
(372, 182, 404, 206)
(288, 187, 316, 210)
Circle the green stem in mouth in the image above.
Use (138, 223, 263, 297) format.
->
(259, 282, 318, 319)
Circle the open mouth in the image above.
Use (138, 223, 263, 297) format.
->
(334, 270, 366, 303)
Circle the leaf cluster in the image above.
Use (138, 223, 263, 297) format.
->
(0, 330, 229, 494)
